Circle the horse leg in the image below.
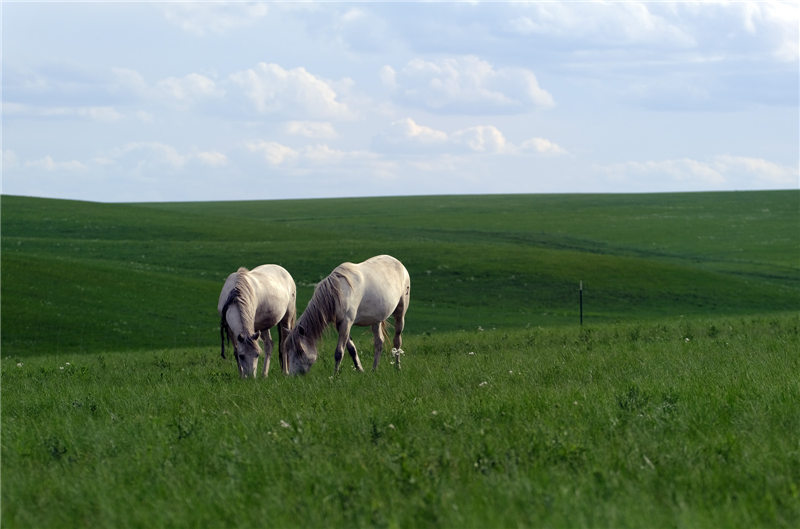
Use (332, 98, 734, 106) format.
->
(371, 322, 385, 370)
(233, 344, 245, 378)
(277, 314, 290, 375)
(336, 319, 363, 374)
(261, 329, 273, 378)
(346, 338, 364, 372)
(334, 321, 351, 375)
(392, 307, 406, 370)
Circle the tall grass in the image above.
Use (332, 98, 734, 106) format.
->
(2, 191, 798, 528)
(3, 316, 798, 528)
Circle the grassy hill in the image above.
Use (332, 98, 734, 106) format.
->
(2, 191, 798, 356)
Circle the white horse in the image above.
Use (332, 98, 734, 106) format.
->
(285, 254, 410, 375)
(218, 265, 296, 378)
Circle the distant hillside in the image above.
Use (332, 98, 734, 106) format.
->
(2, 191, 798, 355)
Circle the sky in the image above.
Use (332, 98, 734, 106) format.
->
(2, 1, 798, 202)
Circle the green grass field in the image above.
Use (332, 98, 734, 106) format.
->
(2, 191, 799, 528)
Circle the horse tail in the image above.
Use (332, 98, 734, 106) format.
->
(277, 302, 296, 374)
(219, 289, 238, 359)
(380, 320, 390, 346)
(220, 312, 228, 359)
(289, 301, 297, 330)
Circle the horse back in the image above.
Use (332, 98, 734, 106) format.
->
(219, 265, 296, 327)
(249, 264, 296, 311)
(344, 255, 409, 324)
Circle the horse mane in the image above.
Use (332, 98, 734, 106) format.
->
(219, 268, 257, 357)
(297, 270, 351, 342)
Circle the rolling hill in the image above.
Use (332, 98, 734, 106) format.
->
(2, 191, 798, 356)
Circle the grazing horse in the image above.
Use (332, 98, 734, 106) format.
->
(285, 254, 410, 375)
(218, 265, 296, 378)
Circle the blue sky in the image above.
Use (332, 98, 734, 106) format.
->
(2, 1, 798, 202)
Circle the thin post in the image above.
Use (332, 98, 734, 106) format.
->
(579, 280, 583, 326)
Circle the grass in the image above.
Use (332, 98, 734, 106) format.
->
(2, 316, 799, 528)
(2, 191, 799, 528)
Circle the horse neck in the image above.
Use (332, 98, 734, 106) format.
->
(298, 282, 337, 343)
(225, 289, 255, 335)
(236, 301, 257, 333)
(233, 273, 258, 328)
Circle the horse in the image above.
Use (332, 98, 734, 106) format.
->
(218, 264, 296, 378)
(285, 254, 410, 375)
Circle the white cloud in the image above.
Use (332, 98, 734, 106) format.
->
(303, 144, 378, 165)
(603, 155, 798, 189)
(713, 155, 798, 187)
(507, 2, 695, 48)
(246, 139, 379, 168)
(24, 155, 87, 172)
(397, 118, 448, 144)
(379, 65, 397, 89)
(390, 55, 554, 113)
(156, 73, 223, 105)
(4, 103, 123, 122)
(136, 111, 155, 123)
(111, 67, 149, 96)
(195, 151, 228, 167)
(110, 68, 223, 109)
(452, 125, 510, 154)
(303, 144, 347, 164)
(285, 121, 338, 139)
(605, 158, 724, 186)
(161, 3, 269, 36)
(104, 142, 230, 171)
(374, 117, 566, 157)
(738, 1, 799, 62)
(372, 118, 448, 154)
(2, 150, 19, 171)
(246, 140, 299, 166)
(111, 142, 188, 170)
(82, 106, 124, 122)
(379, 118, 448, 148)
(230, 63, 352, 119)
(521, 137, 568, 156)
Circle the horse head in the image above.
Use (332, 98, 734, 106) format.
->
(285, 325, 317, 375)
(235, 331, 262, 378)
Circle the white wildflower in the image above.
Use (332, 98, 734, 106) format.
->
(431, 410, 438, 416)
(16, 362, 23, 368)
(468, 351, 475, 356)
(391, 348, 405, 365)
(479, 381, 488, 387)
(279, 420, 291, 428)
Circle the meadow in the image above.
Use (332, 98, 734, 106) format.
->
(2, 191, 799, 528)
